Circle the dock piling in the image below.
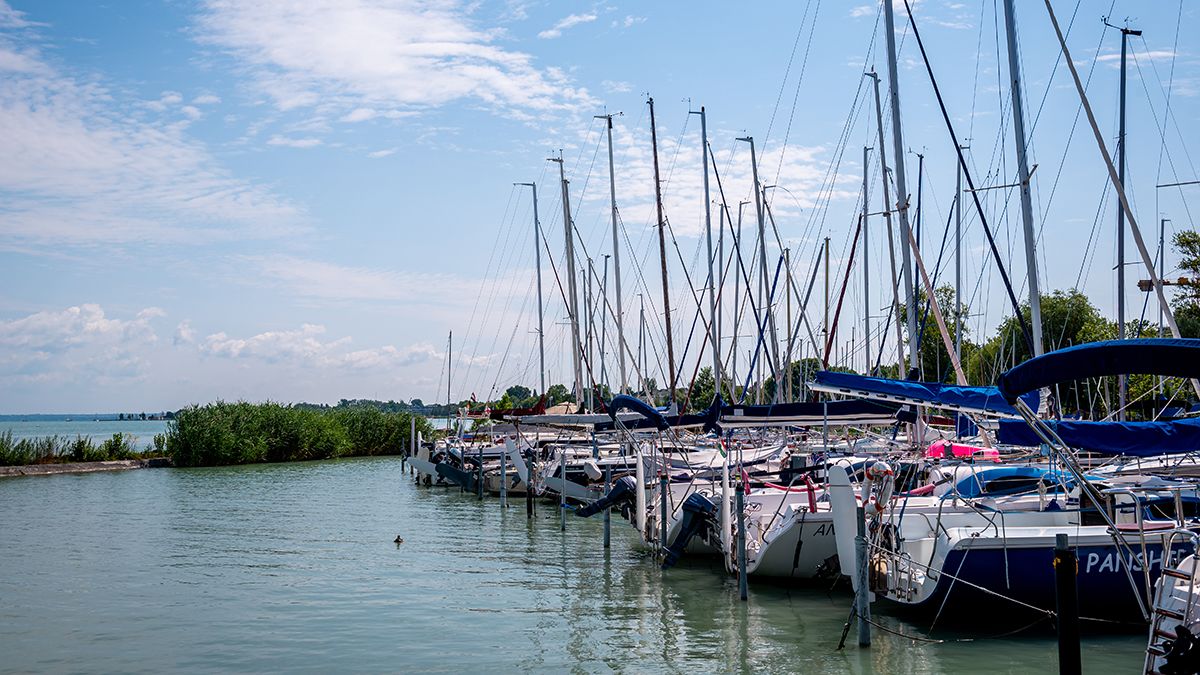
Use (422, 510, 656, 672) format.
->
(1054, 533, 1081, 675)
(736, 481, 748, 601)
(855, 505, 871, 647)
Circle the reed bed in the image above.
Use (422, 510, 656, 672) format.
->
(165, 401, 431, 467)
(0, 430, 160, 466)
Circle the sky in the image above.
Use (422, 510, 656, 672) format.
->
(0, 0, 1197, 413)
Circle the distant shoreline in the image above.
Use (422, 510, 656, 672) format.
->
(0, 457, 172, 478)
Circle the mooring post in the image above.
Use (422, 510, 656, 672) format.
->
(855, 504, 871, 647)
(407, 416, 415, 473)
(525, 455, 534, 519)
(659, 472, 669, 554)
(559, 449, 566, 532)
(477, 445, 484, 500)
(1055, 533, 1081, 675)
(499, 437, 508, 509)
(736, 480, 748, 601)
(603, 462, 612, 549)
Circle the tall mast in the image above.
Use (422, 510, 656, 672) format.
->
(584, 260, 595, 410)
(882, 0, 919, 374)
(648, 97, 677, 405)
(597, 113, 629, 395)
(737, 136, 782, 402)
(862, 146, 872, 374)
(516, 182, 546, 394)
(1001, 0, 1046, 360)
(954, 147, 966, 366)
(692, 105, 721, 398)
(866, 70, 905, 371)
(600, 255, 610, 392)
(550, 154, 585, 409)
(717, 206, 726, 398)
(1109, 19, 1141, 420)
(446, 330, 453, 433)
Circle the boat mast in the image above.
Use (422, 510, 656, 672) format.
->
(597, 113, 629, 395)
(584, 259, 595, 410)
(1001, 0, 1046, 362)
(954, 145, 967, 367)
(737, 135, 783, 402)
(692, 105, 722, 399)
(862, 146, 872, 375)
(516, 182, 546, 394)
(866, 70, 906, 373)
(648, 97, 676, 405)
(882, 0, 920, 374)
(1107, 18, 1141, 420)
(549, 153, 585, 410)
(600, 255, 610, 393)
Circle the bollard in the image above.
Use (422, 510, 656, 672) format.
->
(1054, 533, 1081, 675)
(736, 481, 748, 601)
(477, 446, 484, 500)
(855, 505, 871, 647)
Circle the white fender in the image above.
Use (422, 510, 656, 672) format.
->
(828, 463, 859, 585)
(504, 438, 529, 486)
(635, 446, 647, 538)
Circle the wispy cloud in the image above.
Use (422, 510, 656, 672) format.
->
(0, 14, 302, 249)
(199, 323, 444, 370)
(267, 135, 323, 148)
(196, 0, 596, 126)
(538, 11, 597, 39)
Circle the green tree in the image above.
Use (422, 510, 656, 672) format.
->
(898, 285, 973, 383)
(1171, 230, 1200, 338)
(505, 385, 532, 403)
(686, 367, 716, 412)
(546, 383, 573, 405)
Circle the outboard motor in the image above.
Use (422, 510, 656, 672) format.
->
(661, 493, 717, 570)
(575, 476, 637, 518)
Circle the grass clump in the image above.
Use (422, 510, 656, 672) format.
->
(165, 401, 432, 467)
(0, 431, 159, 466)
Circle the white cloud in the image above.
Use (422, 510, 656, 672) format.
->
(0, 1, 39, 29)
(0, 22, 302, 248)
(611, 15, 645, 29)
(0, 304, 164, 384)
(538, 11, 597, 39)
(199, 323, 443, 370)
(267, 135, 323, 148)
(367, 148, 397, 158)
(196, 0, 596, 125)
(173, 320, 196, 346)
(193, 93, 222, 105)
(602, 79, 632, 94)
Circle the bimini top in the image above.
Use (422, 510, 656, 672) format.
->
(607, 394, 669, 431)
(998, 417, 1200, 457)
(998, 338, 1200, 403)
(811, 370, 1038, 418)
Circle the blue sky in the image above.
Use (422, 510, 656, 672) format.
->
(0, 0, 1196, 413)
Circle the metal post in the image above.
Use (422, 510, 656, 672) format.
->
(603, 461, 612, 548)
(785, 247, 793, 400)
(824, 236, 831, 361)
(550, 155, 585, 409)
(882, 0, 919, 373)
(597, 113, 628, 394)
(516, 182, 547, 395)
(648, 97, 677, 404)
(477, 445, 484, 500)
(695, 106, 721, 396)
(659, 472, 669, 553)
(866, 70, 906, 372)
(499, 436, 507, 508)
(855, 505, 871, 647)
(584, 261, 595, 410)
(737, 136, 782, 402)
(736, 480, 748, 600)
(1112, 22, 1141, 420)
(1001, 0, 1045, 360)
(525, 455, 534, 519)
(862, 146, 872, 374)
(559, 449, 567, 532)
(1054, 533, 1081, 675)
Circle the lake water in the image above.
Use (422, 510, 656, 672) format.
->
(0, 457, 1143, 673)
(0, 418, 170, 445)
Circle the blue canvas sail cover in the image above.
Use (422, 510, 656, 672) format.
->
(607, 394, 669, 431)
(998, 417, 1200, 457)
(811, 370, 1039, 417)
(999, 338, 1200, 403)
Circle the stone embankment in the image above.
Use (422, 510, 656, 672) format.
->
(0, 457, 172, 478)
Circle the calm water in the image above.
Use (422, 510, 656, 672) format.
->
(0, 457, 1143, 673)
(0, 419, 170, 444)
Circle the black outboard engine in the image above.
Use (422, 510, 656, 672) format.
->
(575, 476, 637, 518)
(661, 493, 717, 570)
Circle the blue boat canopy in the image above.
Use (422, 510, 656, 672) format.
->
(998, 417, 1200, 457)
(719, 398, 898, 428)
(998, 338, 1200, 403)
(811, 370, 1039, 418)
